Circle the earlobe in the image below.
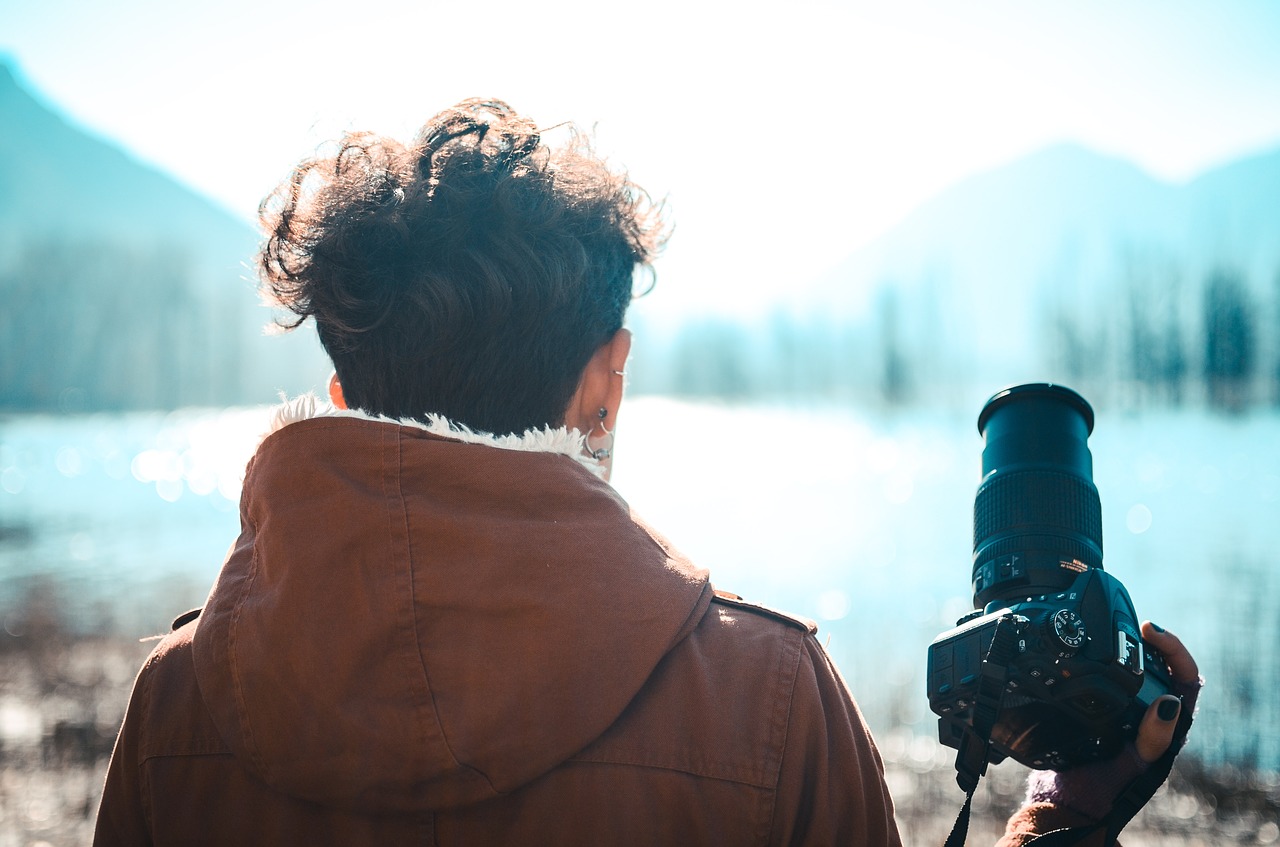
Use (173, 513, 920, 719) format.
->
(566, 330, 632, 431)
(328, 373, 347, 409)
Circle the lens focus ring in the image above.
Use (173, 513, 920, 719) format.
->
(974, 470, 1102, 556)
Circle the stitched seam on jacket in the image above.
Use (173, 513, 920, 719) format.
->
(228, 463, 271, 783)
(139, 746, 234, 763)
(138, 647, 159, 834)
(560, 757, 776, 790)
(423, 811, 436, 847)
(392, 427, 499, 795)
(765, 627, 805, 845)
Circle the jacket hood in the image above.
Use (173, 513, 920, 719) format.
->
(191, 400, 712, 813)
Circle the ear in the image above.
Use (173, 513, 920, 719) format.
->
(328, 372, 348, 409)
(565, 328, 631, 434)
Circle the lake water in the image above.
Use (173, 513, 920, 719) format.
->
(2, 398, 1278, 770)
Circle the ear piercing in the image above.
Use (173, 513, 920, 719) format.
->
(589, 407, 614, 461)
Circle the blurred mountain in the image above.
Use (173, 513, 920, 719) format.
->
(808, 141, 1280, 399)
(0, 61, 328, 412)
(0, 64, 254, 253)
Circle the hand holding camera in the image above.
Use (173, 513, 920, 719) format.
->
(1023, 622, 1200, 826)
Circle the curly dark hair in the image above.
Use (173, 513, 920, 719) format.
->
(258, 98, 664, 435)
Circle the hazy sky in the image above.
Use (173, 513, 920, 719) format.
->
(3, 0, 1280, 317)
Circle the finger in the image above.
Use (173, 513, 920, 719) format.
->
(1141, 621, 1199, 683)
(1135, 695, 1182, 763)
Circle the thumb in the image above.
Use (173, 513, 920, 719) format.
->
(1135, 695, 1181, 763)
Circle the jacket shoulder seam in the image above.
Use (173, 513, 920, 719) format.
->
(710, 590, 817, 634)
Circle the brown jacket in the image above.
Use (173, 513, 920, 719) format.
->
(95, 409, 905, 845)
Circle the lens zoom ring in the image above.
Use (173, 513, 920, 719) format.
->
(973, 470, 1102, 554)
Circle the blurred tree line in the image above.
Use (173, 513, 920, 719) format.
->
(3, 236, 1277, 415)
(630, 257, 1280, 414)
(1044, 257, 1280, 414)
(1, 239, 231, 411)
(0, 237, 326, 413)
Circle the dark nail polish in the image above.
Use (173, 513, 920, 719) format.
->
(1158, 698, 1180, 721)
(1150, 623, 1166, 633)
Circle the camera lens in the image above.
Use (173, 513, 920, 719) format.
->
(971, 384, 1103, 609)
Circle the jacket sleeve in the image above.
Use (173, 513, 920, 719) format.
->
(93, 650, 156, 847)
(769, 635, 903, 846)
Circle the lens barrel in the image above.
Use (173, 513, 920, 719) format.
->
(972, 384, 1103, 609)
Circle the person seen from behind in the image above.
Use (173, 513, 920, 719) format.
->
(94, 98, 1201, 846)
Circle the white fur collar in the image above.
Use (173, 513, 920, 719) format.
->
(267, 394, 606, 477)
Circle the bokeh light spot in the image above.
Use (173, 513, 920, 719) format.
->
(1126, 503, 1153, 534)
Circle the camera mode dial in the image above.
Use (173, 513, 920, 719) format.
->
(1047, 609, 1086, 656)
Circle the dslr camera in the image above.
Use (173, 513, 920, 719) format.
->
(927, 384, 1171, 778)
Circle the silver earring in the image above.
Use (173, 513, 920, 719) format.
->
(589, 407, 614, 461)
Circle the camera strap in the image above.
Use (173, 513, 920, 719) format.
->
(943, 614, 1019, 847)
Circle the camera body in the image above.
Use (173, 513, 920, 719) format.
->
(928, 568, 1170, 769)
(927, 384, 1170, 771)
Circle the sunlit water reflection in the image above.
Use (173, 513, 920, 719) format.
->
(1, 398, 1277, 769)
